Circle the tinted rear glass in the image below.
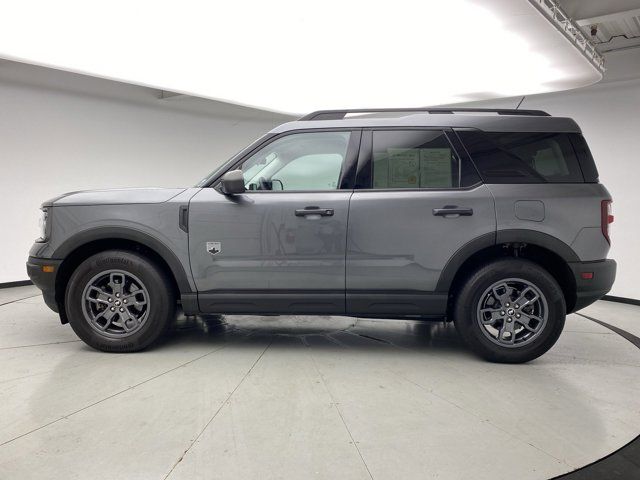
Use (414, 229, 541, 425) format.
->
(458, 131, 585, 183)
(568, 133, 599, 182)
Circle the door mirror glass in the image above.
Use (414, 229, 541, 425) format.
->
(220, 170, 246, 195)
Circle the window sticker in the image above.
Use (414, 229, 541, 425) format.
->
(372, 145, 454, 189)
(373, 155, 389, 188)
(420, 148, 452, 188)
(387, 148, 420, 188)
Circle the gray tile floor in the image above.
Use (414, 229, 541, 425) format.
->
(0, 286, 638, 480)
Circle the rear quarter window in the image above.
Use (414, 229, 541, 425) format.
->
(457, 130, 585, 183)
(568, 133, 599, 183)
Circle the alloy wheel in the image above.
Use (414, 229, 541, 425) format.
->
(476, 278, 548, 348)
(81, 270, 150, 338)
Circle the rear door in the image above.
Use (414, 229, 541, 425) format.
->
(346, 128, 496, 316)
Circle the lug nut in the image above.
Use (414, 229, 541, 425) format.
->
(119, 307, 124, 312)
(507, 317, 512, 322)
(115, 293, 120, 298)
(108, 298, 112, 303)
(500, 310, 505, 315)
(516, 313, 521, 318)
(110, 307, 115, 312)
(515, 304, 519, 309)
(505, 302, 510, 307)
(123, 299, 128, 304)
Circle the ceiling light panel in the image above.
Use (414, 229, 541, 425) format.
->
(0, 0, 603, 114)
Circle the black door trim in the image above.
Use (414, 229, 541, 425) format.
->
(198, 290, 345, 314)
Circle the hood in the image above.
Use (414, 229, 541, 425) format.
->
(44, 187, 187, 207)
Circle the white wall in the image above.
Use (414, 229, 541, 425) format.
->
(0, 60, 293, 283)
(444, 48, 640, 299)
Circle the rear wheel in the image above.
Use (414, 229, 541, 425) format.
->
(65, 250, 175, 352)
(453, 258, 565, 363)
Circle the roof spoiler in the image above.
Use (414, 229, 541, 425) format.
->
(299, 108, 551, 121)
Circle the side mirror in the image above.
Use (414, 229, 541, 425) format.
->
(220, 170, 246, 195)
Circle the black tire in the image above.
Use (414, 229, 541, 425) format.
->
(65, 250, 175, 352)
(453, 258, 566, 363)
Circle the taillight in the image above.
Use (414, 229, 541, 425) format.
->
(601, 200, 613, 244)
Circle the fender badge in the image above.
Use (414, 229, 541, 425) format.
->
(206, 242, 221, 256)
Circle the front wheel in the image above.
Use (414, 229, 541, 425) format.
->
(65, 250, 176, 352)
(453, 258, 566, 363)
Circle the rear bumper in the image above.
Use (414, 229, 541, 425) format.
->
(26, 256, 62, 313)
(569, 259, 616, 312)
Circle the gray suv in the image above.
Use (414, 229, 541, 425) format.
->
(27, 108, 616, 363)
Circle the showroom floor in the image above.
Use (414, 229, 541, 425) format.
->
(0, 286, 638, 480)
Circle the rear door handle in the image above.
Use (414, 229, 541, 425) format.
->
(432, 205, 473, 217)
(295, 206, 334, 217)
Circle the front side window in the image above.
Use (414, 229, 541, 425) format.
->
(371, 130, 460, 189)
(238, 131, 351, 191)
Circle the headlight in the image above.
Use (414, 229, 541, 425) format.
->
(37, 208, 49, 242)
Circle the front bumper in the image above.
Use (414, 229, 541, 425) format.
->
(569, 259, 616, 312)
(26, 256, 62, 313)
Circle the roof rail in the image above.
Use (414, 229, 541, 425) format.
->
(299, 108, 551, 121)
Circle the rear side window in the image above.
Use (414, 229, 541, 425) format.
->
(458, 130, 585, 183)
(371, 130, 461, 189)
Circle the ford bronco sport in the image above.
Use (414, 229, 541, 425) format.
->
(27, 108, 616, 363)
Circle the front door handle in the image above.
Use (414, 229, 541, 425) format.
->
(295, 206, 334, 217)
(432, 205, 473, 217)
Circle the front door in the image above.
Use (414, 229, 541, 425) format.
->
(346, 128, 496, 316)
(189, 129, 361, 314)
